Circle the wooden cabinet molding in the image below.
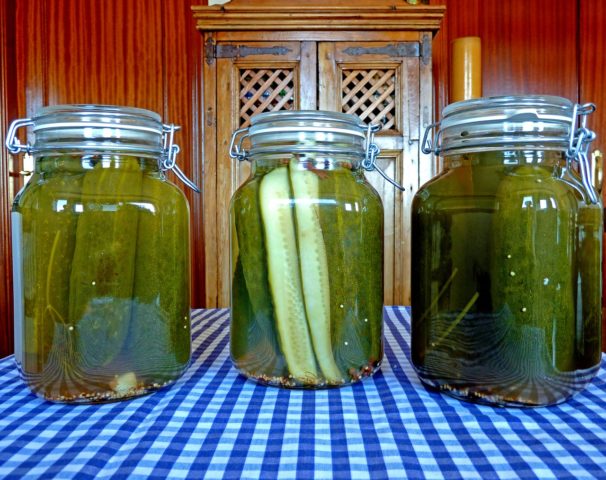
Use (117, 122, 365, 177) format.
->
(193, 0, 445, 308)
(193, 1, 444, 32)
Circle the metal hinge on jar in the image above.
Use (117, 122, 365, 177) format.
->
(229, 119, 405, 191)
(161, 124, 201, 193)
(566, 103, 599, 204)
(5, 116, 200, 193)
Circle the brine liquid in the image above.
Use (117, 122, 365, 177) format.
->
(411, 155, 602, 406)
(13, 155, 191, 403)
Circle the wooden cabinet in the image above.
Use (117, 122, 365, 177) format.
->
(193, 0, 445, 307)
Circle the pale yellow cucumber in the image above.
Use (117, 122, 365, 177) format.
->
(289, 160, 343, 383)
(259, 166, 318, 383)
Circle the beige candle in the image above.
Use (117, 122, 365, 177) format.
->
(450, 36, 482, 103)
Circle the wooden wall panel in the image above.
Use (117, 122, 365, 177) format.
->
(0, 0, 206, 357)
(580, 0, 606, 153)
(45, 0, 164, 109)
(432, 0, 579, 115)
(0, 0, 18, 359)
(580, 0, 606, 351)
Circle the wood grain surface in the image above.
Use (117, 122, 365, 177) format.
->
(580, 0, 606, 155)
(431, 0, 578, 114)
(0, 0, 207, 357)
(1, 0, 18, 359)
(579, 0, 606, 351)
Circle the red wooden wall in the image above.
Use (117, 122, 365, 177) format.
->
(1, 0, 605, 357)
(1, 0, 207, 357)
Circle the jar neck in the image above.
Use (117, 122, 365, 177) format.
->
(251, 152, 363, 175)
(442, 150, 566, 169)
(34, 153, 161, 175)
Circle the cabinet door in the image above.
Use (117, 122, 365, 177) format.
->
(207, 40, 316, 306)
(318, 41, 424, 305)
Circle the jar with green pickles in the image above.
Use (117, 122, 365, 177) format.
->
(229, 111, 384, 388)
(6, 105, 198, 403)
(412, 96, 602, 407)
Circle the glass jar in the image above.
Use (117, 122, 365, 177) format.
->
(229, 111, 384, 388)
(412, 96, 602, 407)
(6, 104, 197, 403)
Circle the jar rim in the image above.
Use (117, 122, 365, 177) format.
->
(240, 110, 370, 158)
(250, 109, 364, 125)
(31, 104, 163, 134)
(442, 95, 573, 118)
(20, 104, 167, 156)
(248, 110, 367, 139)
(432, 95, 586, 156)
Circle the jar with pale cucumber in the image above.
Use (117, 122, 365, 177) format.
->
(229, 111, 384, 388)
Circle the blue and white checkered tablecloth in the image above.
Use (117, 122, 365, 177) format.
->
(1, 307, 605, 479)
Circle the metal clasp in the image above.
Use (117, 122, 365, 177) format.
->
(5, 118, 34, 154)
(362, 123, 405, 191)
(162, 124, 200, 193)
(421, 121, 442, 155)
(228, 120, 405, 191)
(229, 128, 250, 161)
(566, 103, 599, 204)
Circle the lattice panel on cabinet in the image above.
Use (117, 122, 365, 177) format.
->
(239, 69, 295, 128)
(341, 69, 396, 130)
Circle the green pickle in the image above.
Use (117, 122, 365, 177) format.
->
(411, 151, 603, 406)
(127, 172, 191, 382)
(576, 203, 603, 368)
(231, 157, 383, 388)
(491, 165, 577, 374)
(231, 180, 286, 380)
(18, 157, 82, 389)
(14, 154, 191, 402)
(69, 157, 142, 370)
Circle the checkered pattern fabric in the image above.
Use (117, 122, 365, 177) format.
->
(1, 307, 605, 479)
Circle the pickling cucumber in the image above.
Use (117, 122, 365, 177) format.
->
(354, 171, 384, 363)
(577, 203, 603, 368)
(288, 160, 343, 383)
(491, 165, 577, 372)
(127, 173, 191, 380)
(231, 179, 285, 378)
(259, 166, 318, 384)
(320, 169, 376, 374)
(18, 158, 82, 374)
(231, 255, 254, 363)
(320, 169, 370, 373)
(69, 156, 143, 369)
